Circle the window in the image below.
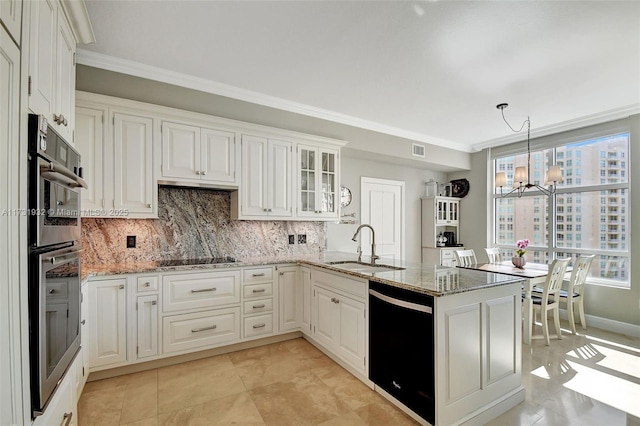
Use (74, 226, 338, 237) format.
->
(493, 132, 630, 287)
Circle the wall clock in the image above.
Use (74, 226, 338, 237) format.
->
(340, 186, 352, 207)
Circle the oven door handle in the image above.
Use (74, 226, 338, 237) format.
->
(42, 249, 84, 266)
(40, 162, 88, 189)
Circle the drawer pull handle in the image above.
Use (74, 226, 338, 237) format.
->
(252, 288, 266, 293)
(252, 273, 265, 277)
(144, 282, 151, 287)
(253, 323, 266, 329)
(191, 325, 217, 333)
(119, 284, 125, 290)
(253, 304, 266, 309)
(191, 287, 216, 293)
(62, 412, 73, 426)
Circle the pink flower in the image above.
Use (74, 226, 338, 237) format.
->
(516, 239, 529, 257)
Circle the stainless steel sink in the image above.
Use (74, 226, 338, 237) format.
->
(327, 261, 405, 273)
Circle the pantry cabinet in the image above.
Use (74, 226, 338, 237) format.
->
(232, 134, 293, 219)
(28, 0, 76, 141)
(161, 121, 236, 186)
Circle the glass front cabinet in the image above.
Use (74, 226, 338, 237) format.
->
(297, 145, 339, 219)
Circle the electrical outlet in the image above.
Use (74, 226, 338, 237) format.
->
(297, 234, 307, 244)
(288, 235, 295, 245)
(126, 235, 136, 248)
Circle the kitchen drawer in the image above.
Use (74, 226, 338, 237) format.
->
(137, 276, 158, 292)
(163, 307, 240, 354)
(312, 268, 367, 300)
(163, 271, 241, 313)
(242, 267, 273, 284)
(441, 249, 456, 260)
(243, 283, 273, 299)
(243, 313, 273, 338)
(243, 298, 273, 315)
(46, 278, 69, 300)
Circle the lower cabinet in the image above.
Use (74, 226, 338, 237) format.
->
(278, 266, 301, 331)
(300, 266, 312, 335)
(32, 369, 76, 426)
(311, 269, 367, 374)
(88, 278, 127, 369)
(163, 307, 241, 354)
(136, 294, 158, 359)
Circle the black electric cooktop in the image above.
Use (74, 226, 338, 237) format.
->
(155, 257, 238, 267)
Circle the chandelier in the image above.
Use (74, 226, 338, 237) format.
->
(494, 103, 562, 197)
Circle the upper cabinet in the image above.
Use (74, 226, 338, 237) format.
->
(231, 134, 293, 219)
(296, 145, 339, 219)
(28, 0, 76, 141)
(161, 121, 236, 187)
(0, 0, 22, 44)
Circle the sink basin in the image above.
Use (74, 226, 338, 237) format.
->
(327, 261, 405, 273)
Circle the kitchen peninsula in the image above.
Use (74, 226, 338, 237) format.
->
(81, 252, 525, 425)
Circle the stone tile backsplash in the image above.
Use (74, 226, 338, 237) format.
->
(81, 187, 325, 265)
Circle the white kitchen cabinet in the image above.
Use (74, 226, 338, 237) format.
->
(88, 278, 127, 369)
(32, 370, 75, 426)
(300, 266, 312, 335)
(75, 106, 105, 213)
(241, 266, 276, 339)
(77, 283, 89, 397)
(76, 95, 157, 218)
(28, 0, 76, 140)
(278, 266, 300, 332)
(162, 270, 241, 313)
(422, 247, 462, 267)
(0, 0, 21, 43)
(312, 269, 367, 373)
(136, 294, 158, 359)
(296, 145, 339, 219)
(163, 307, 241, 354)
(421, 197, 461, 265)
(231, 134, 292, 219)
(113, 111, 155, 216)
(161, 121, 236, 186)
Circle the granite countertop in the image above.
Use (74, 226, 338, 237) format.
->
(82, 251, 524, 297)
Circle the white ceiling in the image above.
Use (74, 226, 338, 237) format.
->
(80, 1, 640, 153)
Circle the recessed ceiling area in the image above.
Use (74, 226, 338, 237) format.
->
(80, 1, 640, 153)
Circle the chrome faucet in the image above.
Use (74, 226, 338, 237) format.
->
(351, 224, 379, 264)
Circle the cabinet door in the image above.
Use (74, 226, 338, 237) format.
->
(89, 279, 127, 368)
(0, 0, 21, 43)
(201, 128, 236, 183)
(300, 267, 312, 334)
(113, 112, 155, 215)
(240, 135, 267, 216)
(317, 148, 338, 218)
(278, 267, 300, 331)
(313, 286, 338, 349)
(54, 8, 75, 141)
(335, 296, 366, 370)
(78, 284, 89, 396)
(267, 139, 292, 216)
(137, 295, 158, 359)
(161, 121, 200, 180)
(28, 0, 56, 119)
(75, 106, 105, 213)
(297, 146, 317, 217)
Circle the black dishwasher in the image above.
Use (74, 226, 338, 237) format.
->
(369, 281, 435, 425)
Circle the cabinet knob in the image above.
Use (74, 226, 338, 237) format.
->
(201, 171, 207, 176)
(196, 171, 201, 175)
(144, 282, 150, 287)
(268, 208, 272, 212)
(119, 284, 125, 289)
(151, 300, 157, 305)
(81, 319, 86, 325)
(148, 204, 152, 208)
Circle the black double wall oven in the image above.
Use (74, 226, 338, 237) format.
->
(27, 114, 87, 417)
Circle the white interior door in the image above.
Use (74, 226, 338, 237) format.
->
(360, 177, 405, 260)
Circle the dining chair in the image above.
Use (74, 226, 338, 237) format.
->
(531, 258, 571, 346)
(454, 249, 477, 267)
(560, 255, 595, 334)
(484, 247, 502, 263)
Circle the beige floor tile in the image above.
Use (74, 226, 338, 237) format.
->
(317, 411, 369, 426)
(354, 401, 418, 426)
(157, 354, 246, 414)
(485, 400, 544, 426)
(121, 418, 158, 426)
(78, 383, 125, 426)
(312, 363, 383, 411)
(232, 345, 309, 390)
(120, 371, 158, 424)
(249, 370, 351, 425)
(158, 391, 264, 426)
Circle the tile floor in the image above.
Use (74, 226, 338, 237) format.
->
(79, 322, 640, 425)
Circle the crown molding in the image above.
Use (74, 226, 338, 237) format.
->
(60, 1, 96, 44)
(472, 103, 640, 152)
(76, 50, 472, 153)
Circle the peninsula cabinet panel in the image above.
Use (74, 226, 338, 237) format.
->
(162, 271, 241, 313)
(88, 279, 127, 369)
(163, 307, 240, 354)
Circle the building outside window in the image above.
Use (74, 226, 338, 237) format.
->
(493, 132, 630, 287)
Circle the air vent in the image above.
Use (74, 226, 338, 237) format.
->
(412, 143, 426, 158)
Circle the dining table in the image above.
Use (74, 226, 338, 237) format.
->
(457, 261, 571, 345)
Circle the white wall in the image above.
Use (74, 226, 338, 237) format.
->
(327, 154, 448, 263)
